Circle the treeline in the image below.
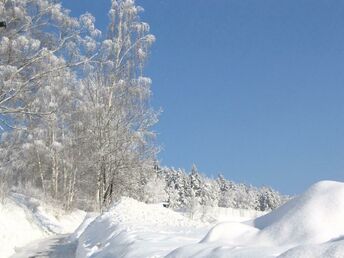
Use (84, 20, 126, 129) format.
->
(146, 165, 289, 212)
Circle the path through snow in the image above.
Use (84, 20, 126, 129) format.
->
(11, 234, 77, 258)
(1, 193, 86, 257)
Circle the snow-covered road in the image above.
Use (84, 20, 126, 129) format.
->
(11, 234, 77, 258)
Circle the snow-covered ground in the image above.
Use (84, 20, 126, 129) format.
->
(0, 193, 86, 258)
(76, 180, 344, 258)
(168, 180, 344, 258)
(3, 180, 344, 258)
(75, 198, 265, 258)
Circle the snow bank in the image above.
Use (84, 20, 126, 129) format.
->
(101, 197, 204, 229)
(0, 198, 46, 258)
(200, 222, 259, 245)
(76, 181, 344, 258)
(254, 180, 344, 246)
(76, 197, 207, 258)
(0, 193, 87, 258)
(76, 197, 263, 258)
(71, 213, 98, 240)
(278, 238, 344, 258)
(10, 192, 86, 234)
(167, 180, 344, 258)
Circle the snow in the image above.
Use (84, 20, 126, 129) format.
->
(0, 193, 86, 258)
(168, 180, 344, 258)
(200, 222, 259, 245)
(190, 205, 266, 223)
(76, 197, 208, 258)
(71, 213, 99, 240)
(11, 235, 78, 258)
(4, 180, 344, 258)
(76, 197, 263, 258)
(253, 181, 344, 246)
(0, 198, 46, 258)
(278, 239, 344, 258)
(76, 180, 344, 258)
(9, 193, 86, 234)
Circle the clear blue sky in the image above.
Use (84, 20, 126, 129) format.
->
(62, 0, 344, 195)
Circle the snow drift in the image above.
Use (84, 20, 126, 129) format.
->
(254, 180, 344, 246)
(168, 180, 344, 258)
(0, 193, 86, 258)
(6, 181, 344, 258)
(76, 197, 262, 258)
(0, 197, 46, 258)
(278, 239, 344, 258)
(76, 197, 207, 258)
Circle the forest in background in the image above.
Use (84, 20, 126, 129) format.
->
(0, 0, 287, 213)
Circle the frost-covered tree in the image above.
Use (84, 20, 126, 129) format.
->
(189, 164, 203, 194)
(19, 69, 82, 206)
(258, 186, 284, 211)
(187, 187, 201, 219)
(0, 1, 288, 213)
(202, 179, 219, 207)
(0, 0, 98, 125)
(0, 0, 159, 211)
(142, 171, 167, 204)
(74, 0, 158, 210)
(217, 174, 235, 207)
(152, 167, 288, 212)
(161, 167, 188, 209)
(0, 0, 101, 208)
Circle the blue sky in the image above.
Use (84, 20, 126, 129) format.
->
(62, 0, 344, 194)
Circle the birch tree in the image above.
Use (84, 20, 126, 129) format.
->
(0, 0, 99, 207)
(0, 0, 99, 126)
(77, 0, 158, 211)
(0, 0, 159, 210)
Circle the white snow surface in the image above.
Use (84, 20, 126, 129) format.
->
(76, 198, 264, 258)
(168, 180, 344, 258)
(253, 180, 344, 246)
(0, 192, 86, 258)
(77, 180, 344, 258)
(4, 180, 344, 258)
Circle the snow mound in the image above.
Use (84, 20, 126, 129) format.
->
(0, 193, 87, 258)
(167, 180, 344, 258)
(76, 197, 208, 258)
(0, 198, 47, 258)
(278, 239, 344, 258)
(76, 197, 263, 258)
(71, 213, 98, 240)
(201, 222, 259, 245)
(255, 180, 344, 246)
(105, 197, 204, 228)
(10, 192, 86, 234)
(77, 181, 344, 258)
